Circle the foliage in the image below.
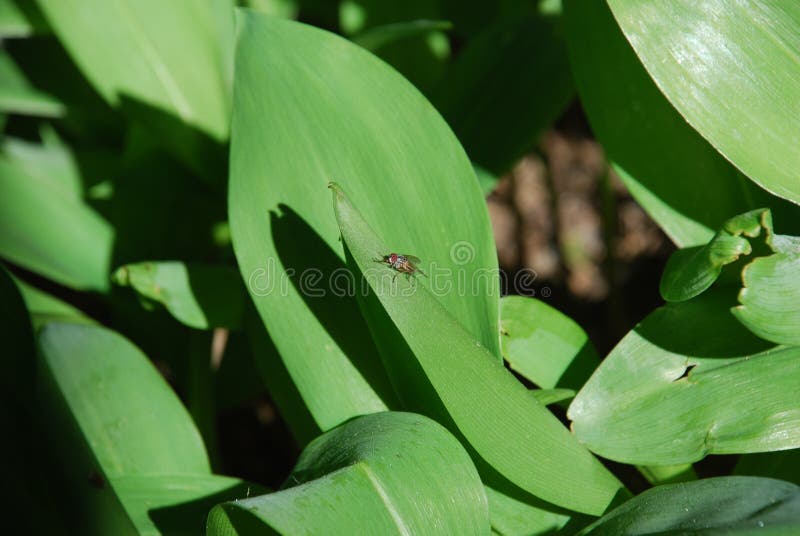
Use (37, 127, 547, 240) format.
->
(2, 0, 798, 534)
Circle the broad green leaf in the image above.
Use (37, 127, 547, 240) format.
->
(208, 412, 489, 535)
(0, 48, 63, 116)
(582, 476, 800, 535)
(660, 209, 771, 302)
(563, 0, 796, 247)
(112, 261, 245, 330)
(331, 182, 622, 515)
(0, 156, 113, 291)
(569, 289, 800, 465)
(434, 11, 573, 176)
(36, 0, 232, 142)
(38, 322, 210, 475)
(500, 295, 599, 390)
(607, 0, 800, 206)
(733, 238, 800, 346)
(230, 13, 498, 432)
(36, 322, 257, 534)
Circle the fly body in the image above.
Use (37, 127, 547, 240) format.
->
(375, 253, 426, 280)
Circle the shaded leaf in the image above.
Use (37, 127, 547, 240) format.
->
(569, 289, 800, 465)
(582, 476, 800, 535)
(112, 261, 245, 330)
(0, 48, 63, 116)
(435, 11, 573, 176)
(607, 0, 800, 206)
(500, 295, 599, 390)
(352, 19, 452, 51)
(736, 450, 800, 487)
(208, 412, 489, 535)
(331, 182, 622, 515)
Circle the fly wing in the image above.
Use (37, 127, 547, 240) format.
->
(402, 255, 422, 264)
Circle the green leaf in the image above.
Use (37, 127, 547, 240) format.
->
(569, 289, 800, 465)
(582, 476, 800, 535)
(36, 321, 257, 533)
(660, 208, 771, 302)
(208, 411, 489, 535)
(2, 126, 83, 200)
(0, 156, 113, 291)
(0, 48, 64, 116)
(36, 0, 232, 142)
(38, 322, 210, 475)
(434, 12, 573, 176)
(330, 182, 622, 515)
(563, 0, 796, 247)
(500, 295, 599, 390)
(733, 238, 800, 346)
(230, 13, 498, 432)
(607, 0, 800, 206)
(484, 487, 571, 536)
(112, 261, 246, 330)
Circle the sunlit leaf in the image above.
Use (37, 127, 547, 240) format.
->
(331, 182, 622, 515)
(0, 156, 113, 291)
(564, 0, 798, 247)
(569, 289, 800, 465)
(607, 0, 800, 206)
(208, 412, 489, 535)
(500, 295, 598, 390)
(36, 321, 257, 533)
(36, 0, 232, 141)
(230, 12, 498, 433)
(733, 237, 800, 346)
(112, 261, 245, 330)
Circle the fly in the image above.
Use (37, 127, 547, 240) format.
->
(375, 253, 427, 281)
